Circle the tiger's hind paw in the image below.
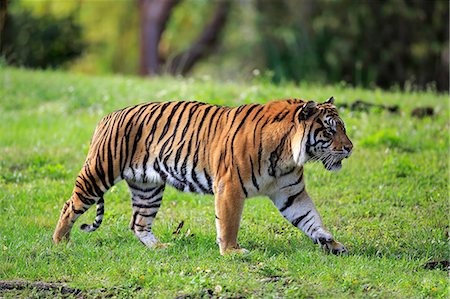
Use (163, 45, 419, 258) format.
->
(135, 230, 160, 248)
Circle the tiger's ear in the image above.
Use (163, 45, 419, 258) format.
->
(299, 101, 317, 121)
(324, 96, 335, 105)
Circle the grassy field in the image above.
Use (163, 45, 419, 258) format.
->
(0, 67, 448, 298)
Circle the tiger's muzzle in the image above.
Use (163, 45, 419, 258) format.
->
(322, 148, 352, 171)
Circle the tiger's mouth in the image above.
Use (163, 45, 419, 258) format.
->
(323, 159, 342, 171)
(320, 151, 351, 172)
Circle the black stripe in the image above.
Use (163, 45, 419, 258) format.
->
(180, 102, 202, 139)
(180, 136, 193, 176)
(194, 105, 213, 145)
(129, 121, 145, 167)
(191, 168, 210, 194)
(257, 118, 271, 175)
(202, 106, 223, 158)
(93, 155, 109, 190)
(280, 173, 304, 189)
(302, 215, 315, 227)
(77, 174, 99, 198)
(75, 179, 89, 195)
(252, 112, 266, 147)
(271, 109, 289, 123)
(145, 185, 165, 199)
(127, 183, 157, 193)
(84, 165, 104, 196)
(280, 167, 295, 177)
(113, 105, 141, 160)
(133, 201, 162, 209)
(159, 101, 191, 158)
(230, 104, 259, 158)
(292, 104, 303, 122)
(212, 108, 227, 138)
(279, 187, 305, 212)
(71, 204, 85, 214)
(174, 141, 185, 167)
(137, 211, 159, 218)
(292, 211, 311, 227)
(204, 169, 213, 193)
(127, 105, 158, 160)
(268, 133, 290, 177)
(75, 192, 95, 206)
(107, 132, 115, 187)
(145, 102, 172, 148)
(236, 165, 248, 198)
(96, 205, 104, 216)
(157, 101, 184, 144)
(249, 156, 259, 191)
(251, 105, 265, 121)
(306, 222, 315, 233)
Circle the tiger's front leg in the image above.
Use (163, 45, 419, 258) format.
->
(270, 180, 348, 255)
(214, 180, 248, 255)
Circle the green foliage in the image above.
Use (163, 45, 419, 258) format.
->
(360, 129, 402, 149)
(256, 0, 449, 90)
(1, 8, 84, 68)
(0, 68, 448, 298)
(8, 0, 448, 91)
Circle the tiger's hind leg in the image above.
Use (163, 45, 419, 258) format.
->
(53, 164, 111, 243)
(127, 181, 165, 248)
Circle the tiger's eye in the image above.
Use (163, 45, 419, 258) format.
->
(324, 128, 335, 137)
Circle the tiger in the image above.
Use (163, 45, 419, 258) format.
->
(53, 96, 353, 255)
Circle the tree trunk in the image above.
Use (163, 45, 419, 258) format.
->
(167, 0, 231, 76)
(139, 0, 179, 76)
(0, 0, 8, 53)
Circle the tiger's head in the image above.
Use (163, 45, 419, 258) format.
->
(292, 96, 353, 171)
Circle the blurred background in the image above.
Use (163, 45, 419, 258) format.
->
(1, 0, 448, 91)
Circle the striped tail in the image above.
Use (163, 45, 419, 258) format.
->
(80, 197, 105, 232)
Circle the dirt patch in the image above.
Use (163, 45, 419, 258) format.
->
(0, 280, 82, 297)
(411, 106, 435, 118)
(338, 99, 399, 113)
(423, 260, 449, 271)
(339, 99, 437, 119)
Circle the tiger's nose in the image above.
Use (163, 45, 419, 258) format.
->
(343, 144, 353, 156)
(343, 145, 352, 152)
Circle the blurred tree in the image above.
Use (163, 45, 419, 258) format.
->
(0, 1, 84, 69)
(256, 0, 319, 83)
(139, 0, 231, 76)
(256, 0, 449, 91)
(0, 0, 7, 54)
(312, 0, 449, 91)
(139, 0, 179, 76)
(3, 0, 448, 91)
(167, 0, 231, 75)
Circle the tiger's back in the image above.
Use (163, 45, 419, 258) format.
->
(89, 100, 299, 196)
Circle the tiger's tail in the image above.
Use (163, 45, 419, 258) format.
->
(80, 197, 105, 232)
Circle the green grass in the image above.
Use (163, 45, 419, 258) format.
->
(0, 67, 448, 298)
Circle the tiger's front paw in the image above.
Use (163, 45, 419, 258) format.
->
(319, 239, 348, 255)
(314, 229, 348, 255)
(221, 247, 249, 255)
